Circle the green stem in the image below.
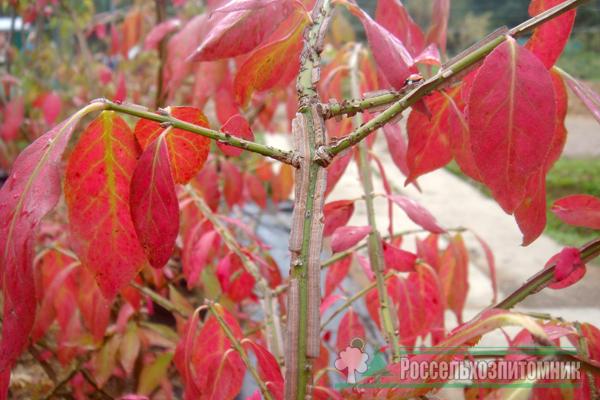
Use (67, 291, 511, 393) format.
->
(130, 281, 189, 318)
(321, 272, 394, 329)
(319, 0, 590, 161)
(350, 44, 402, 363)
(286, 1, 334, 399)
(207, 303, 274, 400)
(495, 238, 600, 310)
(98, 99, 296, 166)
(185, 186, 284, 362)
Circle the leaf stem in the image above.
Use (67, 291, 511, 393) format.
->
(321, 272, 395, 329)
(350, 44, 402, 362)
(318, 0, 590, 160)
(207, 302, 274, 400)
(100, 99, 297, 166)
(130, 281, 189, 318)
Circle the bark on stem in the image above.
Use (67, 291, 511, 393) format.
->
(285, 1, 333, 399)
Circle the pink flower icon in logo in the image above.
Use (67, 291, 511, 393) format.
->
(334, 338, 369, 384)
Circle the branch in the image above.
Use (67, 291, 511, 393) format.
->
(494, 238, 600, 310)
(317, 0, 590, 162)
(184, 186, 284, 361)
(130, 281, 189, 318)
(321, 272, 394, 329)
(207, 302, 274, 400)
(97, 99, 297, 166)
(350, 44, 402, 362)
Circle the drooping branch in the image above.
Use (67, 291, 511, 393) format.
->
(494, 238, 600, 310)
(95, 99, 297, 166)
(317, 0, 590, 162)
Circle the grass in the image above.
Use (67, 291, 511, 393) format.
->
(447, 158, 600, 247)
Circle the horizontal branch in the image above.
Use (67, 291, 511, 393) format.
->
(318, 0, 589, 161)
(494, 238, 600, 310)
(321, 90, 403, 120)
(95, 99, 297, 166)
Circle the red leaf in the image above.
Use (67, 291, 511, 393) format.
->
(382, 123, 411, 180)
(551, 194, 600, 230)
(323, 200, 355, 237)
(388, 263, 444, 347)
(468, 38, 556, 213)
(325, 150, 352, 197)
(561, 70, 600, 125)
(233, 8, 309, 106)
(245, 173, 268, 208)
(336, 309, 366, 351)
(216, 253, 256, 302)
(445, 86, 482, 181)
(473, 233, 497, 304)
(331, 226, 371, 253)
(114, 72, 127, 103)
(222, 159, 244, 207)
(78, 266, 112, 342)
(388, 195, 445, 233)
(144, 19, 181, 50)
(175, 305, 246, 399)
(184, 229, 220, 288)
(217, 114, 254, 156)
(65, 112, 147, 297)
(0, 96, 23, 140)
(514, 170, 547, 246)
(33, 92, 62, 125)
(340, 0, 415, 89)
(439, 234, 469, 323)
(546, 247, 587, 289)
(405, 92, 454, 182)
(0, 112, 89, 390)
(189, 0, 300, 62)
(382, 241, 417, 272)
(426, 0, 450, 56)
(375, 0, 425, 56)
(130, 133, 179, 269)
(134, 106, 210, 184)
(271, 164, 294, 203)
(525, 0, 576, 69)
(243, 340, 283, 385)
(416, 234, 440, 271)
(324, 255, 352, 297)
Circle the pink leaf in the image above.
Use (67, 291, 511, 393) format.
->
(189, 0, 300, 62)
(426, 0, 450, 56)
(130, 134, 179, 269)
(144, 19, 181, 50)
(551, 194, 600, 230)
(388, 195, 445, 233)
(383, 123, 410, 179)
(217, 114, 254, 157)
(340, 0, 415, 89)
(336, 309, 366, 352)
(473, 233, 498, 304)
(0, 96, 24, 140)
(561, 71, 600, 125)
(375, 0, 425, 56)
(546, 247, 587, 289)
(331, 226, 371, 253)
